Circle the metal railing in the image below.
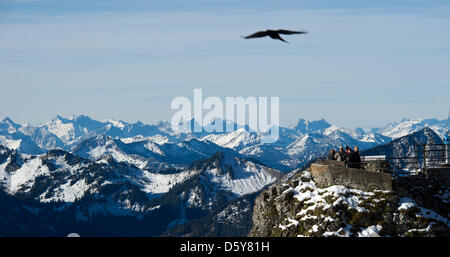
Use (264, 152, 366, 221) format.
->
(384, 143, 450, 179)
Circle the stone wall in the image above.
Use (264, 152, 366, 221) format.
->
(310, 162, 392, 191)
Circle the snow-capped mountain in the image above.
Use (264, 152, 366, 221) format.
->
(0, 114, 448, 237)
(362, 127, 443, 158)
(186, 151, 281, 198)
(290, 118, 332, 134)
(39, 115, 191, 148)
(0, 115, 188, 151)
(0, 145, 193, 215)
(42, 115, 107, 145)
(249, 128, 449, 237)
(151, 151, 282, 231)
(200, 128, 260, 150)
(0, 117, 45, 154)
(196, 119, 394, 171)
(0, 117, 23, 133)
(362, 127, 443, 170)
(72, 134, 237, 172)
(0, 142, 281, 236)
(372, 118, 448, 139)
(1, 115, 447, 173)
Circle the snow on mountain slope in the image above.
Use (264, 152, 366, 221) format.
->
(359, 133, 391, 144)
(321, 125, 391, 145)
(204, 153, 280, 196)
(279, 130, 379, 169)
(34, 115, 187, 149)
(3, 115, 448, 152)
(200, 128, 259, 149)
(188, 151, 282, 197)
(142, 170, 193, 195)
(0, 146, 193, 207)
(361, 127, 443, 170)
(197, 119, 390, 171)
(8, 157, 51, 194)
(71, 134, 237, 172)
(286, 134, 317, 156)
(72, 134, 151, 170)
(19, 124, 66, 150)
(155, 151, 283, 231)
(45, 117, 78, 143)
(0, 117, 23, 134)
(362, 127, 443, 158)
(0, 135, 44, 155)
(0, 118, 46, 154)
(198, 124, 386, 171)
(375, 118, 447, 139)
(155, 139, 235, 166)
(43, 115, 105, 145)
(323, 125, 359, 138)
(250, 170, 450, 237)
(123, 138, 166, 156)
(105, 119, 126, 129)
(239, 144, 292, 171)
(0, 136, 22, 151)
(1, 115, 448, 174)
(120, 135, 169, 145)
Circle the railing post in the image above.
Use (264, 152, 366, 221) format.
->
(415, 145, 419, 172)
(446, 141, 449, 165)
(423, 144, 426, 168)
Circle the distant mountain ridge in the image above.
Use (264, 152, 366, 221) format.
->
(0, 114, 447, 236)
(0, 115, 447, 172)
(370, 117, 448, 139)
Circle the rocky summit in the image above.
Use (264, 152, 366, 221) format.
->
(249, 168, 449, 237)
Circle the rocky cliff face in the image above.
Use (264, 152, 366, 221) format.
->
(249, 168, 449, 237)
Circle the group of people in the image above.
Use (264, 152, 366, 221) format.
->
(327, 145, 361, 169)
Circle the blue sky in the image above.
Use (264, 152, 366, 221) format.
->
(0, 0, 449, 129)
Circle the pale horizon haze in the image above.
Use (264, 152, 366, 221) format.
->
(1, 0, 449, 129)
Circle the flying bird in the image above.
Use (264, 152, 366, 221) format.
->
(242, 29, 307, 43)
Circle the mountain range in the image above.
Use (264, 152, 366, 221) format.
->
(1, 115, 447, 171)
(0, 115, 448, 236)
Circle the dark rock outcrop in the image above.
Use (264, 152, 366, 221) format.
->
(249, 167, 449, 237)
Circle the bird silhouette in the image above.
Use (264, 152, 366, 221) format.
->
(242, 29, 307, 43)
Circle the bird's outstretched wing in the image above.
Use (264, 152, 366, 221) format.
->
(276, 30, 308, 35)
(242, 31, 268, 39)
